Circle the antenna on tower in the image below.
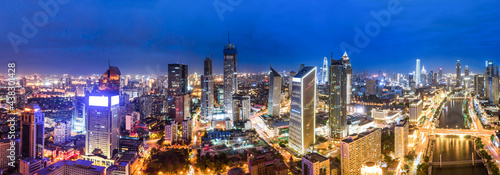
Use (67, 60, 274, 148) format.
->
(228, 32, 230, 43)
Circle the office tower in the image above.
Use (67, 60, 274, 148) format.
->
(342, 52, 353, 104)
(167, 64, 188, 120)
(182, 117, 192, 140)
(223, 39, 238, 116)
(394, 120, 408, 159)
(201, 57, 214, 122)
(409, 100, 422, 123)
(54, 120, 71, 144)
(322, 56, 328, 84)
(427, 71, 433, 86)
(416, 59, 421, 87)
(409, 73, 416, 92)
(438, 68, 443, 83)
(217, 84, 224, 106)
(86, 66, 120, 160)
(465, 65, 470, 88)
(174, 94, 190, 124)
(340, 128, 381, 175)
(420, 65, 426, 86)
(302, 153, 330, 175)
(72, 96, 86, 133)
(232, 95, 251, 122)
(269, 66, 282, 117)
(365, 79, 377, 95)
(329, 58, 347, 139)
(20, 103, 48, 175)
(164, 120, 178, 143)
(21, 103, 45, 159)
(494, 77, 499, 104)
(35, 159, 106, 175)
(289, 71, 296, 97)
(125, 112, 139, 131)
(485, 61, 494, 101)
(289, 66, 316, 154)
(475, 75, 485, 97)
(456, 60, 461, 86)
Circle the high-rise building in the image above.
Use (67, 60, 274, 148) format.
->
(342, 52, 353, 104)
(485, 61, 497, 102)
(416, 59, 421, 87)
(329, 58, 347, 139)
(366, 79, 377, 95)
(201, 57, 214, 122)
(465, 65, 470, 88)
(409, 73, 416, 92)
(167, 64, 188, 120)
(289, 66, 316, 154)
(456, 60, 462, 86)
(182, 117, 192, 141)
(302, 153, 330, 175)
(223, 39, 238, 116)
(0, 139, 18, 169)
(438, 68, 443, 83)
(232, 95, 251, 122)
(394, 120, 408, 159)
(20, 103, 49, 175)
(494, 76, 499, 104)
(164, 120, 178, 143)
(72, 96, 86, 133)
(322, 56, 328, 84)
(420, 65, 426, 86)
(54, 120, 71, 144)
(217, 84, 224, 106)
(268, 66, 282, 117)
(289, 71, 296, 97)
(475, 74, 485, 97)
(86, 66, 121, 160)
(174, 94, 190, 124)
(409, 100, 422, 124)
(340, 128, 381, 175)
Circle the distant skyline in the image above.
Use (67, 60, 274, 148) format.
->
(1, 0, 499, 75)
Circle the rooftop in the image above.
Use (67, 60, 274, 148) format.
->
(303, 152, 328, 163)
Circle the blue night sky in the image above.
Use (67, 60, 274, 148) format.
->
(1, 0, 500, 75)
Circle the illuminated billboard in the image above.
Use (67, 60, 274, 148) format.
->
(111, 95, 119, 106)
(89, 96, 108, 107)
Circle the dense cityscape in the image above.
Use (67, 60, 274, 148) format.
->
(2, 1, 500, 175)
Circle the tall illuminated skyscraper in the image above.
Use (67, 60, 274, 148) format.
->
(322, 56, 328, 84)
(289, 66, 316, 154)
(167, 64, 188, 120)
(268, 66, 282, 117)
(223, 37, 238, 116)
(456, 60, 461, 86)
(465, 65, 470, 88)
(72, 96, 86, 133)
(201, 56, 214, 122)
(329, 58, 347, 139)
(420, 65, 426, 86)
(416, 59, 421, 87)
(289, 71, 296, 97)
(85, 66, 121, 161)
(20, 103, 48, 175)
(342, 52, 352, 104)
(438, 68, 443, 83)
(340, 128, 381, 175)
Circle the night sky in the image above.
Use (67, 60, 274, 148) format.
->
(1, 0, 499, 75)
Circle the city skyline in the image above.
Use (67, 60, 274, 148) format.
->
(1, 1, 500, 75)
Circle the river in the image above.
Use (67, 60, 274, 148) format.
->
(432, 97, 487, 174)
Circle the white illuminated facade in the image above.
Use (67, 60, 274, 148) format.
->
(86, 95, 120, 160)
(289, 67, 316, 154)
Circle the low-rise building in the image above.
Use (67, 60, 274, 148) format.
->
(34, 159, 105, 175)
(302, 153, 330, 175)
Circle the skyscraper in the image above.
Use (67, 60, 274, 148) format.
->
(322, 56, 328, 84)
(475, 74, 485, 97)
(233, 95, 251, 122)
(85, 66, 121, 160)
(201, 57, 214, 122)
(54, 120, 71, 144)
(342, 52, 352, 104)
(72, 96, 86, 133)
(269, 66, 282, 117)
(223, 39, 238, 116)
(456, 60, 461, 86)
(438, 68, 443, 83)
(167, 64, 188, 119)
(289, 66, 316, 154)
(485, 61, 494, 101)
(416, 59, 421, 87)
(340, 128, 381, 175)
(420, 65, 426, 86)
(394, 120, 408, 159)
(174, 94, 191, 124)
(20, 103, 45, 160)
(329, 58, 347, 139)
(465, 65, 470, 88)
(20, 103, 48, 175)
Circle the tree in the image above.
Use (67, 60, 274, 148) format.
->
(423, 156, 429, 163)
(492, 134, 496, 143)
